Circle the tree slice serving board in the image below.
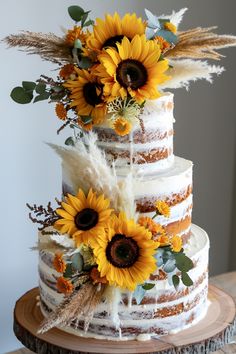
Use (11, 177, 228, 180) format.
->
(14, 286, 236, 354)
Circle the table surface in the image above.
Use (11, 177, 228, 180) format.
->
(8, 271, 236, 354)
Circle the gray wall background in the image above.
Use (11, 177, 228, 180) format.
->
(0, 0, 235, 352)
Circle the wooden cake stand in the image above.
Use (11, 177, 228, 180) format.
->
(14, 285, 236, 354)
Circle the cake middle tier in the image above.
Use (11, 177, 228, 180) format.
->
(62, 156, 193, 240)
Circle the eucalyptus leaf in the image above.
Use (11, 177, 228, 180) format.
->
(172, 275, 180, 290)
(175, 253, 194, 272)
(145, 9, 160, 29)
(33, 92, 50, 103)
(68, 5, 85, 22)
(22, 81, 36, 92)
(52, 86, 64, 93)
(65, 137, 75, 146)
(10, 87, 33, 104)
(81, 12, 89, 27)
(63, 263, 73, 278)
(156, 29, 178, 44)
(81, 115, 92, 124)
(74, 39, 82, 49)
(83, 19, 94, 27)
(79, 56, 93, 69)
(71, 253, 84, 271)
(35, 83, 46, 94)
(145, 27, 156, 40)
(50, 91, 66, 101)
(133, 285, 146, 305)
(181, 272, 193, 287)
(163, 259, 176, 273)
(142, 283, 155, 290)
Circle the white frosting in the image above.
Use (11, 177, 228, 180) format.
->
(39, 224, 209, 340)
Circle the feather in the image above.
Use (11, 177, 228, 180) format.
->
(117, 173, 138, 221)
(38, 282, 105, 333)
(3, 31, 72, 64)
(48, 133, 137, 218)
(160, 59, 224, 90)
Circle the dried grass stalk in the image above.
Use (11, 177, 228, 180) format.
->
(166, 27, 236, 60)
(160, 59, 224, 90)
(3, 31, 72, 64)
(38, 282, 105, 334)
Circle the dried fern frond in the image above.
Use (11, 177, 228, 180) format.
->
(166, 27, 236, 60)
(38, 282, 105, 333)
(3, 31, 72, 64)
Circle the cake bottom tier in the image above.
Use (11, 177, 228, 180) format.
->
(39, 224, 209, 341)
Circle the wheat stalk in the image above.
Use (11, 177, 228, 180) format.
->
(166, 27, 236, 60)
(38, 282, 105, 333)
(3, 31, 72, 64)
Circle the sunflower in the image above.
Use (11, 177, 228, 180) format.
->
(113, 117, 132, 136)
(97, 35, 170, 104)
(93, 213, 157, 291)
(64, 67, 107, 124)
(87, 12, 145, 52)
(54, 189, 113, 247)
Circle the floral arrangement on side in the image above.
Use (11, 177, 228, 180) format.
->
(27, 134, 194, 333)
(4, 5, 236, 139)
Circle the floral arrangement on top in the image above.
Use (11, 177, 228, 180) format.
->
(4, 5, 236, 138)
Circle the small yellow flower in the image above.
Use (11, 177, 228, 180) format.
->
(164, 22, 177, 34)
(113, 117, 132, 136)
(154, 36, 171, 53)
(66, 26, 89, 46)
(138, 216, 165, 238)
(56, 276, 73, 295)
(155, 200, 170, 218)
(90, 267, 108, 285)
(157, 234, 170, 247)
(171, 235, 183, 253)
(53, 253, 67, 273)
(55, 103, 67, 120)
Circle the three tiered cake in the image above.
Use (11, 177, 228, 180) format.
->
(5, 4, 236, 342)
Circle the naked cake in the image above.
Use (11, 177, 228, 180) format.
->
(5, 4, 236, 341)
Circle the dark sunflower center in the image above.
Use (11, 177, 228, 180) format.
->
(75, 208, 98, 231)
(116, 59, 148, 90)
(103, 35, 126, 49)
(83, 82, 103, 107)
(106, 234, 139, 268)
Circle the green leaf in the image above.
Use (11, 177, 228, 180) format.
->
(35, 83, 46, 94)
(142, 283, 155, 290)
(50, 91, 66, 101)
(172, 274, 180, 290)
(52, 86, 64, 93)
(163, 259, 176, 273)
(22, 81, 36, 92)
(81, 12, 89, 27)
(181, 272, 193, 287)
(10, 87, 33, 104)
(79, 56, 93, 69)
(74, 39, 82, 49)
(68, 5, 85, 22)
(65, 137, 75, 146)
(81, 115, 92, 124)
(71, 253, 84, 271)
(33, 92, 50, 103)
(175, 253, 194, 272)
(133, 285, 146, 305)
(83, 19, 94, 27)
(63, 263, 73, 278)
(156, 29, 178, 45)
